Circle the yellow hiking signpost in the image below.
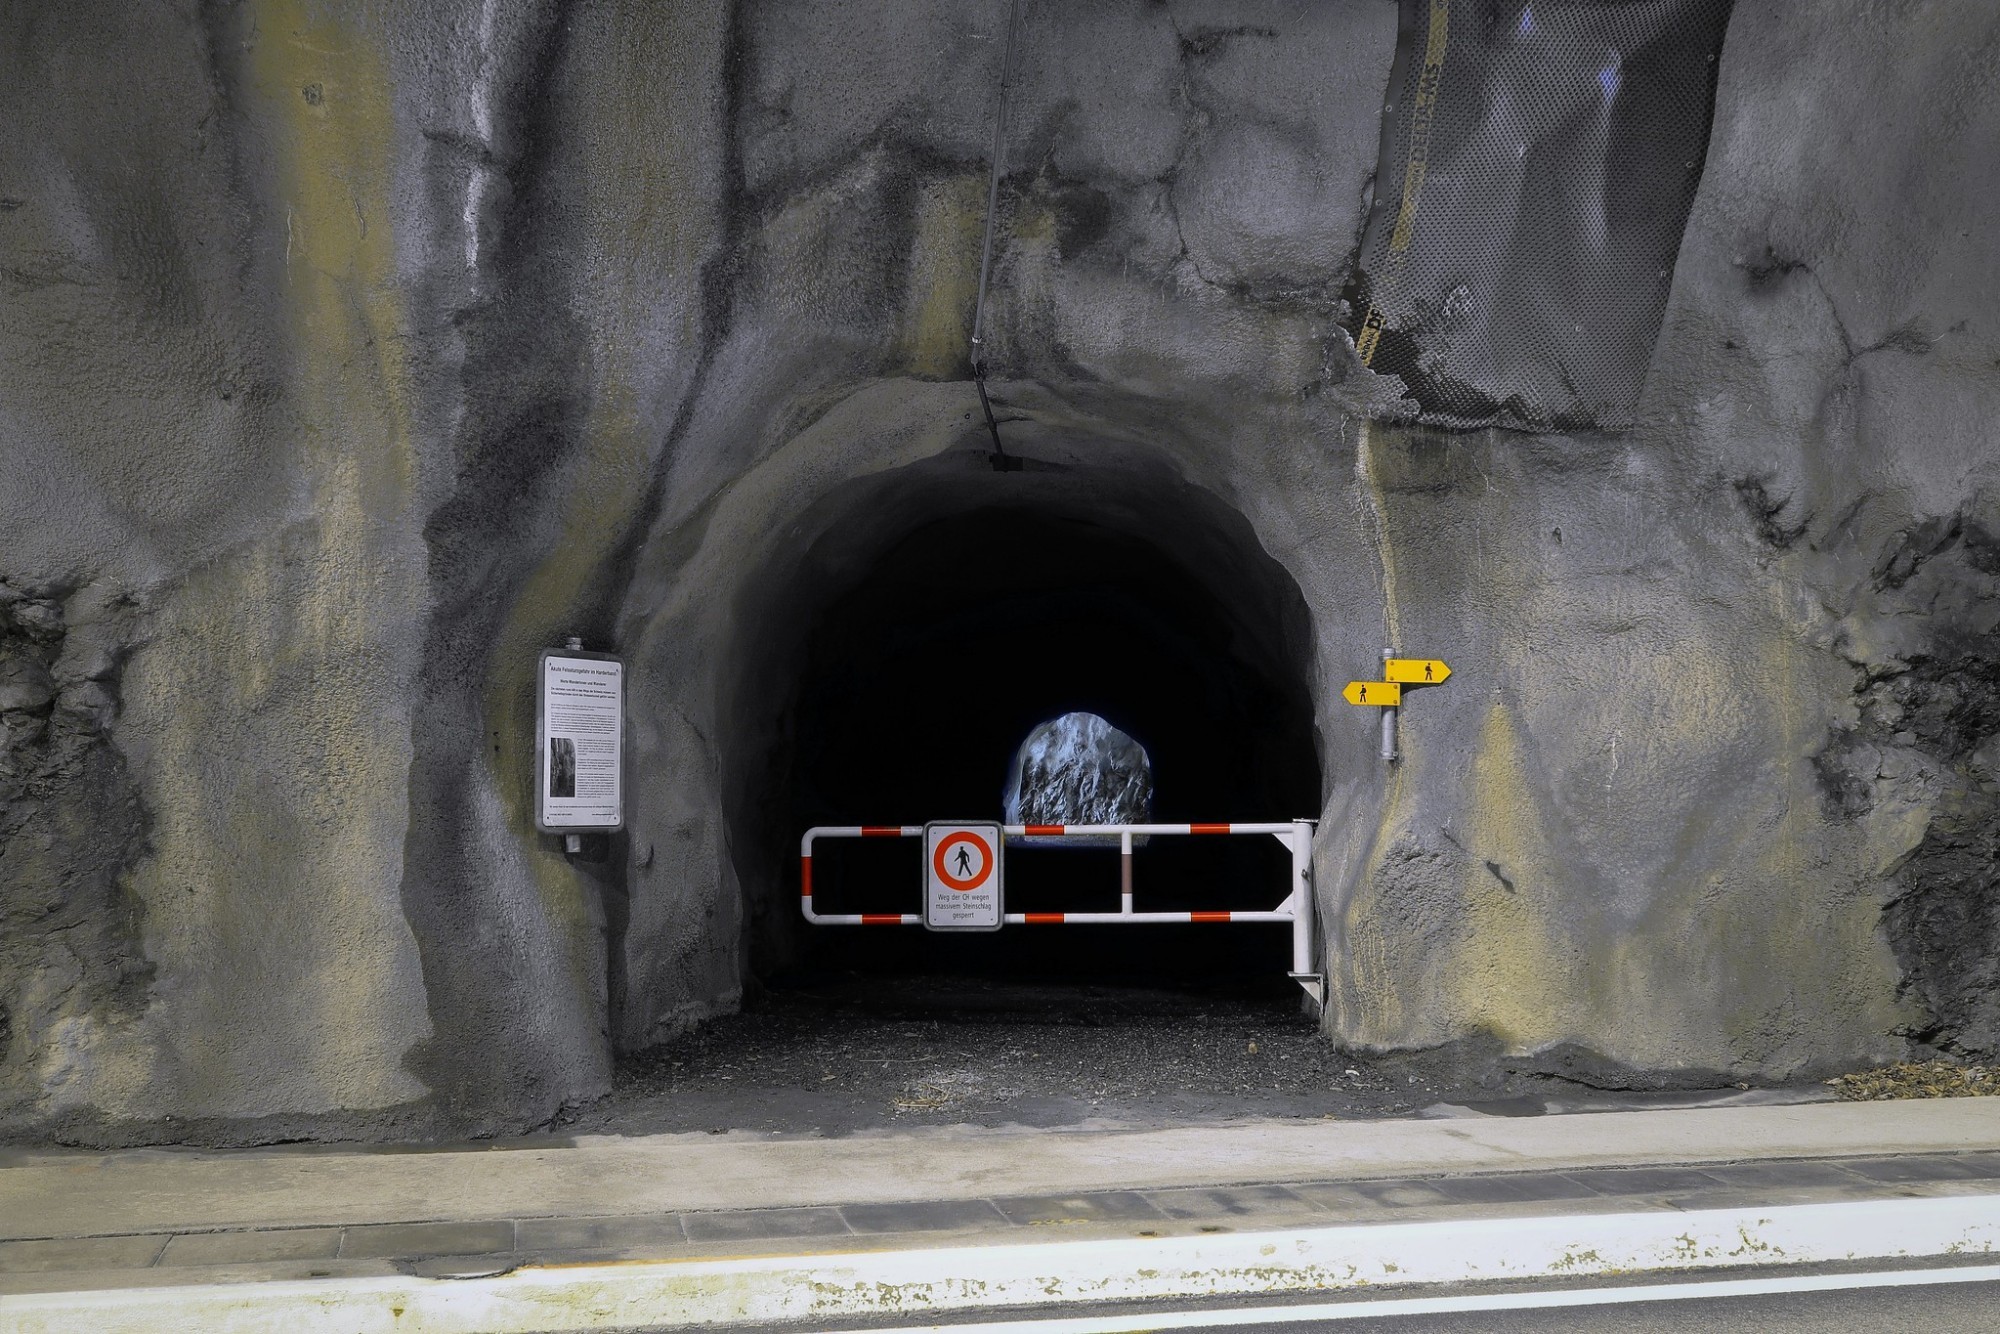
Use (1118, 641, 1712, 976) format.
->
(1342, 680, 1401, 707)
(1345, 655, 1453, 762)
(1384, 658, 1451, 685)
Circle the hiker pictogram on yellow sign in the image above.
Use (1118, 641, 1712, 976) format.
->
(1343, 681, 1401, 707)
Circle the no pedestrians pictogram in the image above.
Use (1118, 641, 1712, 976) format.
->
(933, 830, 994, 891)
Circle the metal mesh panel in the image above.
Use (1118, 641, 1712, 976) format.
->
(1347, 0, 1732, 430)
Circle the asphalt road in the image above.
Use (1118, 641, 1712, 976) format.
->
(1216, 1281, 2000, 1332)
(785, 1264, 2000, 1334)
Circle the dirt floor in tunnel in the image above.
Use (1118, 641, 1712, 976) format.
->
(550, 974, 1828, 1139)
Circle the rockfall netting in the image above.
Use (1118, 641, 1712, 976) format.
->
(1347, 0, 1733, 430)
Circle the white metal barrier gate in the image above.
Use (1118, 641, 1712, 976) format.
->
(799, 821, 1322, 1003)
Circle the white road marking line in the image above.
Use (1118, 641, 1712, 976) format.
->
(845, 1262, 2000, 1334)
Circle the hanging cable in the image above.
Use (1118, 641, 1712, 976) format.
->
(970, 0, 1025, 472)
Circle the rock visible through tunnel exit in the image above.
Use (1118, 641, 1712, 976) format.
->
(1002, 712, 1153, 836)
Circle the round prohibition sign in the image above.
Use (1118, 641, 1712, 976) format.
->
(932, 831, 995, 892)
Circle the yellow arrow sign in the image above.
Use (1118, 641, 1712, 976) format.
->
(1343, 680, 1401, 707)
(1384, 658, 1451, 685)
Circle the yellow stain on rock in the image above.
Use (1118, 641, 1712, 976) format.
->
(1643, 616, 1907, 1068)
(1353, 421, 1405, 653)
(1327, 420, 1412, 1041)
(1566, 602, 1911, 1073)
(899, 174, 988, 379)
(1446, 699, 1573, 1049)
(260, 0, 416, 512)
(477, 0, 729, 1012)
(1340, 702, 1568, 1053)
(101, 0, 434, 1118)
(1008, 197, 1057, 243)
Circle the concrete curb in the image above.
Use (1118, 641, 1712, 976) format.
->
(5, 1193, 1998, 1333)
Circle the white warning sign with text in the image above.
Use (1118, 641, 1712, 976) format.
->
(924, 822, 1003, 931)
(537, 652, 624, 831)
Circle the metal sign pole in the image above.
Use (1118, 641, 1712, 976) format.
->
(1380, 648, 1399, 761)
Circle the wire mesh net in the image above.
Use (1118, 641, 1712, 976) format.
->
(1346, 0, 1733, 430)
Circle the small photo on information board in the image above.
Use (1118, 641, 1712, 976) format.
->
(536, 649, 624, 832)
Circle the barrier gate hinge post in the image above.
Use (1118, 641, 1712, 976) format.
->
(1288, 817, 1323, 1012)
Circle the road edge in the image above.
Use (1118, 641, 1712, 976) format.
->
(6, 1193, 2000, 1333)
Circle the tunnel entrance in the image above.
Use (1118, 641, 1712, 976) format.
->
(724, 463, 1323, 996)
(592, 460, 1351, 1136)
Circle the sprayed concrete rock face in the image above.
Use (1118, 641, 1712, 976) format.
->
(0, 0, 1996, 1137)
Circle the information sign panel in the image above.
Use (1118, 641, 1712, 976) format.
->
(924, 822, 1003, 931)
(536, 650, 624, 831)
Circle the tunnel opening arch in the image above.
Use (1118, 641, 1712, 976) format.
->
(607, 376, 1412, 1054)
(710, 444, 1330, 996)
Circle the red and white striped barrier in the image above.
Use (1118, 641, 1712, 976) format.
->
(799, 821, 1322, 1002)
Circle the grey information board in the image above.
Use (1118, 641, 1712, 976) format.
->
(536, 650, 624, 832)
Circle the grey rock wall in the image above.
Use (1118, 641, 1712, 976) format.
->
(0, 0, 1994, 1138)
(1644, 0, 2000, 1062)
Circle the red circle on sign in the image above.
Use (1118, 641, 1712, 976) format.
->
(933, 831, 994, 892)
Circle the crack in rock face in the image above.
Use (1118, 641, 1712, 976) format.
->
(0, 581, 150, 1122)
(1878, 656, 2000, 1058)
(1818, 506, 2000, 1060)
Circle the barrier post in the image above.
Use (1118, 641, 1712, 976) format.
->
(1288, 819, 1323, 1009)
(1120, 827, 1133, 915)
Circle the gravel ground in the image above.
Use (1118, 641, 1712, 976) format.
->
(1826, 1060, 2000, 1100)
(557, 973, 1398, 1137)
(550, 973, 1810, 1138)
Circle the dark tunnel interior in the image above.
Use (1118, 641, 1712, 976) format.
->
(727, 486, 1324, 996)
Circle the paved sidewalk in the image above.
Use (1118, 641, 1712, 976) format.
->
(6, 1137, 2000, 1294)
(10, 1098, 2000, 1242)
(3, 1100, 1999, 1328)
